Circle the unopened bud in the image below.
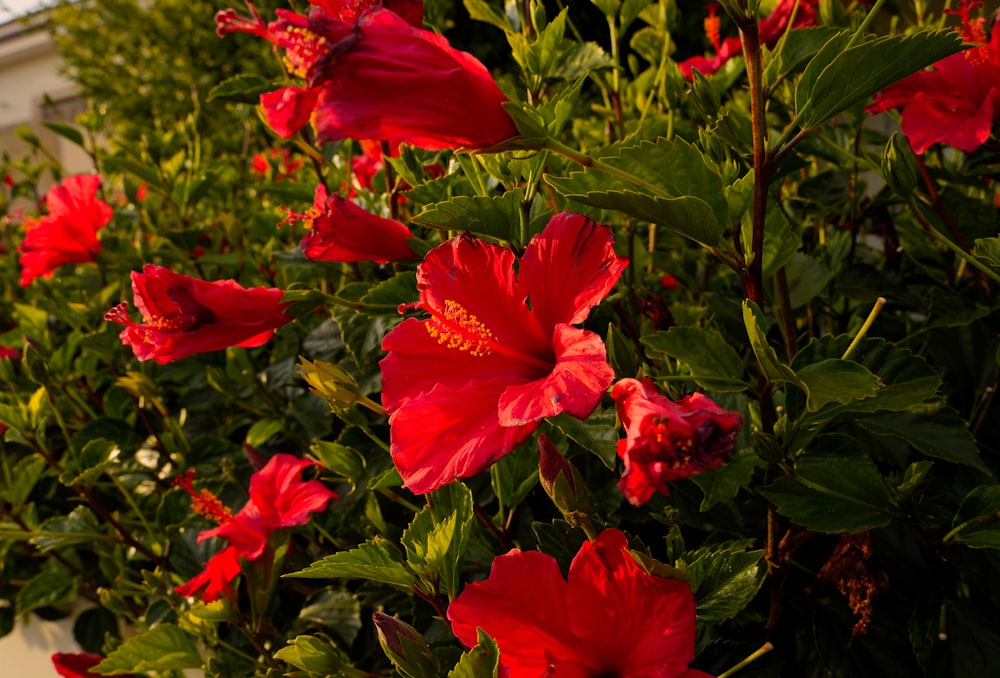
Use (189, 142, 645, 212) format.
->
(298, 357, 384, 415)
(881, 132, 921, 197)
(537, 436, 598, 531)
(373, 611, 440, 678)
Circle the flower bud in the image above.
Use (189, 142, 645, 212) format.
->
(373, 611, 441, 678)
(538, 436, 598, 530)
(297, 358, 364, 411)
(881, 132, 921, 198)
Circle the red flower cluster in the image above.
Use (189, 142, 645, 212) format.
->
(380, 212, 627, 494)
(18, 174, 113, 286)
(448, 528, 711, 678)
(105, 264, 292, 364)
(175, 454, 337, 602)
(216, 0, 517, 150)
(250, 147, 304, 180)
(867, 0, 1000, 154)
(678, 0, 817, 78)
(290, 184, 417, 263)
(613, 378, 743, 506)
(52, 652, 131, 678)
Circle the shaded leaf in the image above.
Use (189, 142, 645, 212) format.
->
(857, 408, 988, 474)
(288, 537, 417, 589)
(411, 190, 524, 243)
(642, 326, 748, 392)
(15, 570, 78, 617)
(683, 541, 765, 623)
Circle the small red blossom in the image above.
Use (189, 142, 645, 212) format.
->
(3, 172, 13, 188)
(135, 182, 148, 202)
(867, 0, 1000, 154)
(291, 184, 417, 263)
(613, 378, 743, 506)
(18, 174, 113, 286)
(660, 273, 680, 289)
(52, 652, 132, 678)
(448, 528, 712, 678)
(251, 148, 304, 180)
(251, 152, 270, 178)
(105, 264, 292, 364)
(678, 0, 817, 78)
(175, 454, 337, 602)
(216, 1, 518, 150)
(380, 212, 627, 494)
(0, 346, 18, 360)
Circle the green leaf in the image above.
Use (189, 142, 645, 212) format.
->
(449, 629, 500, 678)
(63, 438, 118, 486)
(207, 74, 274, 104)
(742, 301, 804, 388)
(360, 271, 419, 316)
(313, 440, 366, 486)
(950, 485, 1000, 549)
(93, 625, 202, 674)
(298, 589, 362, 647)
(32, 507, 105, 552)
(780, 251, 832, 308)
(273, 634, 353, 676)
(857, 408, 989, 474)
(764, 26, 841, 85)
(401, 483, 474, 597)
(691, 448, 763, 511)
(15, 570, 78, 617)
(102, 156, 163, 190)
(796, 359, 881, 411)
(463, 0, 512, 32)
(288, 537, 417, 589)
(758, 456, 894, 532)
(490, 440, 539, 511)
(245, 418, 285, 447)
(42, 121, 85, 148)
(642, 326, 748, 392)
(796, 30, 964, 129)
(411, 190, 524, 243)
(973, 237, 1000, 275)
(683, 541, 765, 623)
(2, 455, 47, 508)
(549, 407, 619, 469)
(546, 138, 727, 246)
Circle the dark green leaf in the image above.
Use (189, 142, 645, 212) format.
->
(642, 326, 748, 392)
(796, 30, 964, 128)
(463, 0, 513, 32)
(764, 26, 841, 84)
(94, 624, 202, 674)
(448, 629, 500, 678)
(32, 507, 105, 552)
(273, 634, 353, 676)
(950, 485, 1000, 549)
(411, 190, 524, 243)
(207, 74, 273, 104)
(360, 271, 419, 316)
(683, 541, 765, 622)
(15, 570, 78, 617)
(43, 121, 85, 148)
(549, 408, 619, 469)
(857, 408, 989, 474)
(691, 448, 762, 511)
(288, 537, 417, 588)
(758, 456, 894, 532)
(796, 358, 881, 411)
(973, 237, 1000, 275)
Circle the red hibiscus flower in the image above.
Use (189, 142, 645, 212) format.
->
(612, 378, 743, 506)
(105, 264, 292, 364)
(678, 0, 817, 78)
(18, 174, 113, 286)
(52, 652, 132, 678)
(867, 0, 1000, 154)
(216, 1, 518, 150)
(448, 528, 712, 678)
(379, 212, 627, 494)
(290, 184, 417, 263)
(175, 454, 337, 602)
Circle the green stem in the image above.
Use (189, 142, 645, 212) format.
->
(718, 642, 775, 678)
(908, 199, 1000, 286)
(841, 297, 887, 360)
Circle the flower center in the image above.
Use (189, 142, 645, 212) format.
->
(174, 469, 233, 524)
(279, 24, 331, 80)
(424, 299, 554, 371)
(426, 300, 495, 357)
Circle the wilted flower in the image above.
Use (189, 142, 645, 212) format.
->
(380, 212, 627, 494)
(867, 0, 1000, 154)
(612, 378, 743, 506)
(447, 528, 712, 678)
(216, 0, 518, 149)
(105, 264, 292, 364)
(18, 174, 113, 286)
(290, 184, 417, 263)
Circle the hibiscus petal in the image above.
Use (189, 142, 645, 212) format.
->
(517, 212, 627, 329)
(447, 549, 580, 676)
(388, 378, 537, 494)
(566, 529, 697, 676)
(498, 324, 613, 425)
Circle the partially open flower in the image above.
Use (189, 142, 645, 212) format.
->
(612, 378, 743, 506)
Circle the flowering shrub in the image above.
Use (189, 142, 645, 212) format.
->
(0, 0, 999, 676)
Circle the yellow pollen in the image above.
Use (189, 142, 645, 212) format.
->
(426, 300, 495, 356)
(282, 26, 330, 79)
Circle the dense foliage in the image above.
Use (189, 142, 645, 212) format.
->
(2, 0, 1000, 676)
